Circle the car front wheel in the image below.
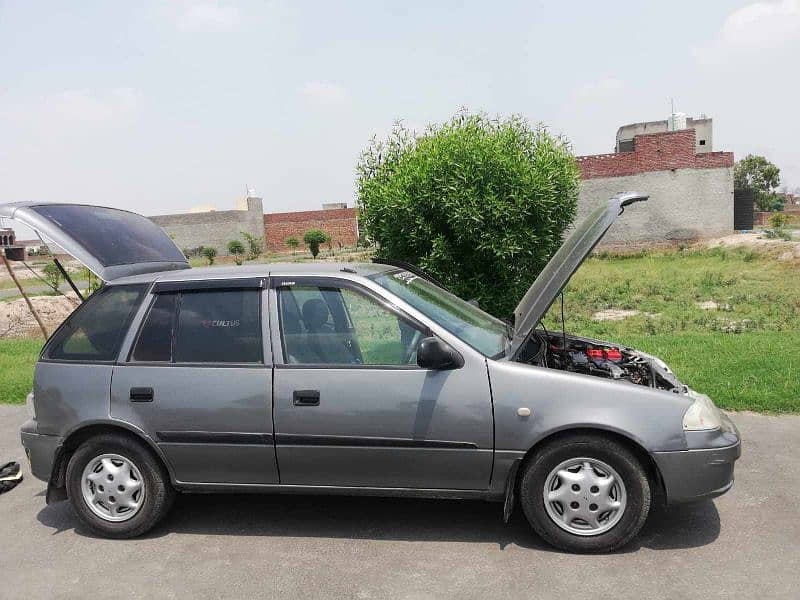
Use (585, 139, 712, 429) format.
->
(519, 434, 651, 553)
(66, 433, 175, 538)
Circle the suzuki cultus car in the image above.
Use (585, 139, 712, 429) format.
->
(5, 192, 740, 552)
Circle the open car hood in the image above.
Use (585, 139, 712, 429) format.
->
(0, 202, 189, 281)
(508, 191, 648, 359)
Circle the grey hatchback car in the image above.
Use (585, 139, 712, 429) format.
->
(6, 192, 740, 552)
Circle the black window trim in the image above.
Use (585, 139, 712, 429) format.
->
(125, 281, 266, 367)
(271, 276, 433, 370)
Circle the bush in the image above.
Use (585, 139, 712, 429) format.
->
(768, 212, 790, 229)
(42, 262, 62, 290)
(303, 229, 329, 258)
(286, 237, 300, 254)
(357, 111, 580, 317)
(201, 246, 217, 265)
(227, 240, 245, 265)
(241, 232, 264, 260)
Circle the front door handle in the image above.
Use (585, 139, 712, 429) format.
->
(293, 390, 320, 406)
(130, 387, 154, 402)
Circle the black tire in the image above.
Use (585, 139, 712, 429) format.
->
(519, 434, 651, 553)
(66, 433, 175, 539)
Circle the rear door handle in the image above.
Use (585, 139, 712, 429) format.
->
(293, 390, 320, 406)
(130, 387, 154, 402)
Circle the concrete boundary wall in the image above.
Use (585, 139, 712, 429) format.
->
(149, 197, 264, 257)
(578, 167, 734, 248)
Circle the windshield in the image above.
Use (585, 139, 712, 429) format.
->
(371, 270, 511, 357)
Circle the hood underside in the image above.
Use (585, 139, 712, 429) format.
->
(509, 191, 648, 359)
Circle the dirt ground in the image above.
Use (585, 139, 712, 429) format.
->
(705, 232, 800, 261)
(0, 293, 79, 337)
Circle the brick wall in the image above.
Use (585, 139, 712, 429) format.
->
(264, 207, 358, 251)
(577, 129, 733, 179)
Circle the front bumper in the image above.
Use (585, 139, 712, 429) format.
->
(20, 419, 62, 483)
(653, 412, 741, 504)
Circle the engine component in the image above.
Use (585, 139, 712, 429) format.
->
(525, 332, 678, 391)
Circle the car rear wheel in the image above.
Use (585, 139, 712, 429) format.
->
(66, 433, 175, 538)
(519, 434, 651, 553)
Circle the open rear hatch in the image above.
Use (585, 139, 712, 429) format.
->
(0, 202, 189, 281)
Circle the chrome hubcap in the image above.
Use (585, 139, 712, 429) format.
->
(543, 457, 626, 536)
(81, 453, 145, 522)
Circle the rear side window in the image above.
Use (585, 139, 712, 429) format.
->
(131, 293, 176, 362)
(45, 284, 147, 362)
(130, 289, 262, 364)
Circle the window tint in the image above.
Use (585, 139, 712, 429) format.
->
(30, 204, 186, 267)
(46, 284, 147, 362)
(131, 293, 177, 362)
(174, 290, 262, 363)
(278, 284, 423, 366)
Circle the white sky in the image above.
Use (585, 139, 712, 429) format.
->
(1, 0, 798, 234)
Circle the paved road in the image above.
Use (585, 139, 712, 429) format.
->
(0, 405, 798, 599)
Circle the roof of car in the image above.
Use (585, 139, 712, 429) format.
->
(108, 261, 396, 286)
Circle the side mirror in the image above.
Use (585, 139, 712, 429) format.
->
(417, 336, 464, 370)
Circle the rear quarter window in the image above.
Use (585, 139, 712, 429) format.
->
(44, 284, 147, 362)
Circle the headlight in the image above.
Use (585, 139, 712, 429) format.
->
(682, 392, 722, 431)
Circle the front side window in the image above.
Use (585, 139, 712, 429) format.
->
(278, 284, 424, 366)
(46, 284, 147, 362)
(130, 289, 262, 364)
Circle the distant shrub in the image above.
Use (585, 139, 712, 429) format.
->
(241, 232, 264, 260)
(42, 263, 62, 290)
(286, 237, 300, 254)
(201, 246, 217, 265)
(227, 240, 245, 265)
(304, 229, 329, 258)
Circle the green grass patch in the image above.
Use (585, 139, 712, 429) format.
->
(614, 333, 799, 414)
(539, 246, 800, 412)
(0, 338, 42, 404)
(543, 246, 800, 338)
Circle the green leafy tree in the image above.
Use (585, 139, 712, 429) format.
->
(303, 229, 329, 258)
(286, 237, 300, 254)
(357, 111, 580, 317)
(201, 246, 217, 265)
(227, 240, 245, 265)
(241, 232, 264, 260)
(735, 155, 783, 211)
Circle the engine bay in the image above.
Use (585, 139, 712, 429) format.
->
(520, 331, 682, 392)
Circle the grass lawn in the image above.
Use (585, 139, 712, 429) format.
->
(537, 245, 800, 413)
(613, 333, 799, 413)
(0, 338, 42, 404)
